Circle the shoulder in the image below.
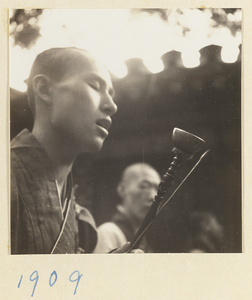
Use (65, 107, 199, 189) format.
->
(93, 222, 127, 253)
(98, 222, 128, 238)
(98, 222, 121, 232)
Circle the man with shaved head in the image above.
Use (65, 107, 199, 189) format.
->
(11, 47, 121, 254)
(94, 163, 161, 253)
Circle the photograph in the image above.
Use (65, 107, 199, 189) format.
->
(9, 8, 242, 255)
(3, 4, 252, 299)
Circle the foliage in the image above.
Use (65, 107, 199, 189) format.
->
(132, 8, 241, 36)
(10, 8, 241, 50)
(10, 9, 43, 49)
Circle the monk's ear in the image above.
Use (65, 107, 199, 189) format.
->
(32, 74, 52, 105)
(117, 182, 125, 198)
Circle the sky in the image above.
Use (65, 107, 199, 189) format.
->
(10, 9, 242, 92)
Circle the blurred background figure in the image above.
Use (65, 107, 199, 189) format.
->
(185, 211, 224, 253)
(93, 163, 161, 253)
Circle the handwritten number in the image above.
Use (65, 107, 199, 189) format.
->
(30, 270, 39, 297)
(18, 275, 23, 288)
(18, 270, 82, 296)
(49, 271, 57, 287)
(69, 270, 83, 295)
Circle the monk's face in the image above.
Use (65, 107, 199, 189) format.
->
(123, 168, 160, 221)
(50, 50, 117, 153)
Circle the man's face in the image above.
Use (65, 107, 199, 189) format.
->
(49, 50, 117, 154)
(123, 169, 160, 221)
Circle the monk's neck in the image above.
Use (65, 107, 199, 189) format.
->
(32, 125, 76, 187)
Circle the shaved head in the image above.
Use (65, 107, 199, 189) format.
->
(120, 163, 160, 186)
(27, 47, 98, 116)
(28, 46, 116, 156)
(117, 163, 161, 221)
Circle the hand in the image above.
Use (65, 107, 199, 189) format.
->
(110, 242, 144, 253)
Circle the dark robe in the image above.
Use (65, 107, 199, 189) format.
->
(11, 129, 97, 254)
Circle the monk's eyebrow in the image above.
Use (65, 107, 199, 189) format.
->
(87, 73, 115, 97)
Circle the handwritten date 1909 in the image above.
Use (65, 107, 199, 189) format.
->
(18, 270, 83, 297)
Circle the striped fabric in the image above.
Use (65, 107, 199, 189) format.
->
(11, 129, 78, 254)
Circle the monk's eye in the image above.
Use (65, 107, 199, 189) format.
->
(88, 81, 101, 91)
(139, 181, 151, 189)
